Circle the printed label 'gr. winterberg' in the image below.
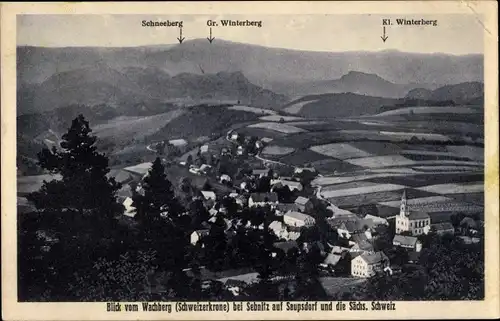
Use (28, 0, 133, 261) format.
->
(207, 19, 263, 27)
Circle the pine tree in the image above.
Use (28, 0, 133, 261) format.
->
(132, 157, 181, 225)
(27, 114, 121, 221)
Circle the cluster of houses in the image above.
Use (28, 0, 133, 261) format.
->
(112, 152, 483, 287)
(73, 129, 483, 295)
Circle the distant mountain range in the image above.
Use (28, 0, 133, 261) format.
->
(18, 39, 483, 114)
(18, 65, 287, 114)
(282, 82, 484, 118)
(271, 71, 432, 98)
(405, 82, 484, 104)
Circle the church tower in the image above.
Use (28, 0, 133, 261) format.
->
(400, 189, 408, 218)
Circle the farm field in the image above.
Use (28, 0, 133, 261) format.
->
(446, 145, 484, 161)
(321, 181, 380, 192)
(259, 115, 304, 122)
(17, 174, 62, 196)
(278, 149, 328, 166)
(327, 190, 405, 207)
(310, 143, 372, 160)
(321, 183, 406, 199)
(378, 196, 484, 213)
(417, 182, 483, 194)
(310, 159, 365, 174)
(261, 145, 295, 156)
(248, 122, 307, 134)
(284, 99, 319, 114)
(238, 126, 287, 139)
(93, 110, 185, 140)
(373, 106, 480, 117)
(344, 155, 416, 168)
(412, 166, 481, 172)
(227, 105, 277, 115)
(447, 192, 484, 206)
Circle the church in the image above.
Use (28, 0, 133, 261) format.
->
(395, 190, 431, 236)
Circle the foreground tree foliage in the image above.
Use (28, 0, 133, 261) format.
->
(19, 116, 193, 301)
(27, 114, 122, 223)
(344, 234, 484, 300)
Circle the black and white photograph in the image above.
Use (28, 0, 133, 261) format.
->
(5, 5, 496, 315)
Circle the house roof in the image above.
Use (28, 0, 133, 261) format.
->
(329, 245, 350, 254)
(116, 184, 134, 198)
(123, 162, 153, 176)
(123, 197, 134, 207)
(285, 211, 314, 222)
(201, 191, 216, 199)
(351, 232, 369, 244)
(193, 229, 210, 237)
(252, 168, 270, 175)
(273, 241, 298, 253)
(327, 216, 359, 228)
(323, 253, 342, 266)
(327, 204, 354, 216)
(250, 192, 278, 203)
(339, 221, 359, 232)
(364, 214, 389, 226)
(432, 222, 455, 231)
(200, 164, 212, 171)
(393, 235, 419, 247)
(287, 231, 301, 241)
(356, 240, 374, 251)
(359, 251, 389, 265)
(294, 196, 310, 205)
(271, 179, 302, 189)
(408, 211, 430, 220)
(276, 203, 300, 212)
(269, 220, 285, 232)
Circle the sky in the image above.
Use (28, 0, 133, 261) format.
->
(17, 14, 484, 54)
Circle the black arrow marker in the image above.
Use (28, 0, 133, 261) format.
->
(177, 27, 185, 44)
(381, 26, 388, 42)
(207, 27, 215, 43)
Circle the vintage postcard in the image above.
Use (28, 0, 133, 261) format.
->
(1, 1, 499, 320)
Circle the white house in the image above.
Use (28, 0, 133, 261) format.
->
(270, 179, 303, 192)
(190, 229, 209, 245)
(122, 197, 136, 218)
(199, 164, 212, 175)
(240, 181, 249, 191)
(219, 174, 232, 183)
(189, 167, 201, 175)
(248, 192, 279, 207)
(230, 132, 239, 141)
(351, 252, 390, 278)
(393, 235, 422, 252)
(294, 167, 316, 175)
(283, 211, 316, 228)
(200, 145, 209, 153)
(201, 191, 216, 201)
(252, 168, 271, 178)
(294, 196, 314, 212)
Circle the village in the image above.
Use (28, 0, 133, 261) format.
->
(110, 129, 484, 298)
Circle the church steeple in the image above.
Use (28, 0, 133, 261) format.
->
(400, 189, 408, 218)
